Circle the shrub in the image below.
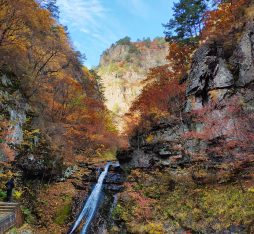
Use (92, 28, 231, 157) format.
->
(0, 189, 7, 201)
(54, 202, 71, 225)
(21, 207, 34, 224)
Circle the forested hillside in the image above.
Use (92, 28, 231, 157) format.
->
(116, 0, 254, 233)
(0, 0, 118, 164)
(0, 1, 118, 232)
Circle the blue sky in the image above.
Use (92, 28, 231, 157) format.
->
(57, 0, 174, 68)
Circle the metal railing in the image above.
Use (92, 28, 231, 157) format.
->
(0, 213, 16, 234)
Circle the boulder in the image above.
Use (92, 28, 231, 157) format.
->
(105, 172, 125, 184)
(15, 153, 63, 179)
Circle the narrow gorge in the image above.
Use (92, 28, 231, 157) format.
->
(0, 0, 254, 234)
(97, 38, 168, 130)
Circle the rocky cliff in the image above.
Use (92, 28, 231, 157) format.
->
(118, 22, 254, 174)
(97, 38, 168, 130)
(0, 72, 66, 177)
(114, 21, 254, 234)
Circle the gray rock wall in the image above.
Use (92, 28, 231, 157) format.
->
(118, 23, 254, 172)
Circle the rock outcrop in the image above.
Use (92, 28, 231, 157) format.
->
(0, 74, 28, 161)
(117, 23, 254, 174)
(0, 72, 63, 178)
(114, 19, 254, 234)
(186, 22, 254, 112)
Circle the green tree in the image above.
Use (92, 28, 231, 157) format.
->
(115, 36, 131, 46)
(164, 0, 209, 43)
(40, 0, 60, 19)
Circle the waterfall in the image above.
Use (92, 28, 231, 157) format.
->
(69, 162, 112, 234)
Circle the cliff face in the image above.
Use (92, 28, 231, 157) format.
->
(0, 74, 27, 161)
(97, 39, 168, 129)
(117, 22, 254, 176)
(114, 21, 254, 234)
(185, 23, 254, 111)
(0, 72, 63, 177)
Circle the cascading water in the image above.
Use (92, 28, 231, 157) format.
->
(69, 162, 112, 234)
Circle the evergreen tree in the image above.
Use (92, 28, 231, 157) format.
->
(40, 0, 60, 19)
(115, 36, 131, 46)
(164, 0, 209, 43)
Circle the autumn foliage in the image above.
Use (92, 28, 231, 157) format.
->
(126, 0, 254, 178)
(127, 42, 194, 133)
(0, 0, 118, 162)
(183, 96, 254, 174)
(202, 0, 251, 42)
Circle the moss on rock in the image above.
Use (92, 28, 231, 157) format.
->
(54, 200, 72, 225)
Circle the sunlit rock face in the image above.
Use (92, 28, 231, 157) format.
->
(0, 74, 29, 161)
(8, 108, 27, 144)
(97, 38, 168, 130)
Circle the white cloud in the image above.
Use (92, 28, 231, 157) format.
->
(58, 0, 105, 24)
(57, 0, 118, 46)
(117, 0, 150, 19)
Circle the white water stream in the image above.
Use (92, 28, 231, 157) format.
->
(69, 162, 112, 234)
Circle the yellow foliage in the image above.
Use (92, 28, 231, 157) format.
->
(146, 134, 154, 143)
(14, 190, 23, 200)
(245, 4, 254, 19)
(145, 223, 165, 234)
(209, 90, 219, 101)
(0, 170, 16, 190)
(248, 187, 254, 193)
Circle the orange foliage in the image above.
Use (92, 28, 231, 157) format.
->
(134, 38, 166, 51)
(0, 118, 15, 161)
(166, 42, 195, 80)
(0, 0, 119, 163)
(0, 143, 15, 161)
(127, 42, 194, 133)
(132, 66, 185, 117)
(38, 68, 119, 158)
(202, 0, 250, 42)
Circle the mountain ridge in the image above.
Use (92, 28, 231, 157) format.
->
(97, 37, 168, 130)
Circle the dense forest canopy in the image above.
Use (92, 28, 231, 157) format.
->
(0, 0, 119, 164)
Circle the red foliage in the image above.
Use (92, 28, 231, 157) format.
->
(202, 0, 250, 42)
(127, 42, 194, 133)
(0, 119, 15, 161)
(166, 42, 195, 80)
(125, 182, 155, 222)
(184, 97, 254, 166)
